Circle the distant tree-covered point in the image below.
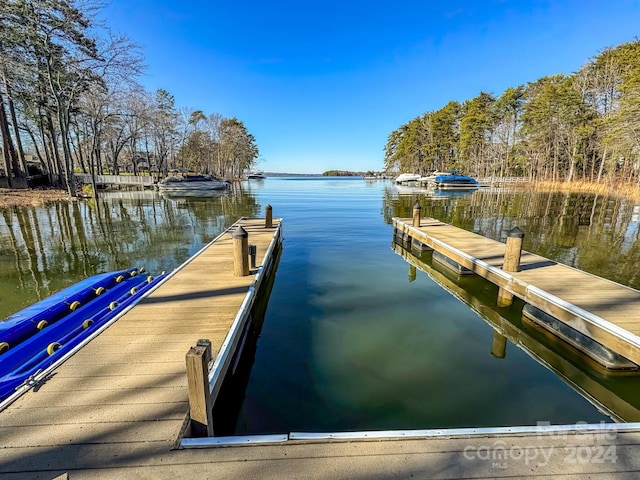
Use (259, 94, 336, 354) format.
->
(322, 170, 363, 176)
(385, 40, 640, 186)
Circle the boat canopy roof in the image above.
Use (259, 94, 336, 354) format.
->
(434, 174, 478, 184)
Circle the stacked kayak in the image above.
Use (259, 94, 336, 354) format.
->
(0, 267, 167, 402)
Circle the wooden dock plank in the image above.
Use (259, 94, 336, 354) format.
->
(8, 385, 188, 408)
(14, 370, 187, 393)
(51, 361, 186, 378)
(0, 420, 181, 447)
(0, 402, 188, 427)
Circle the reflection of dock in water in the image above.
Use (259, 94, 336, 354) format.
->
(391, 240, 640, 422)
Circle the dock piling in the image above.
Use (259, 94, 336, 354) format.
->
(408, 265, 417, 282)
(265, 204, 273, 228)
(197, 338, 212, 365)
(502, 227, 525, 272)
(233, 226, 250, 276)
(186, 339, 214, 437)
(498, 227, 525, 307)
(490, 331, 507, 358)
(412, 203, 421, 228)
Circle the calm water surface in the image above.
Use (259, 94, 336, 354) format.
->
(2, 178, 640, 433)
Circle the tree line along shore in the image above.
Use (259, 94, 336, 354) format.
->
(0, 1, 259, 197)
(3, 175, 640, 211)
(2, 2, 639, 200)
(384, 40, 640, 189)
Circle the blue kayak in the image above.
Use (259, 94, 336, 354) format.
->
(0, 267, 141, 351)
(0, 268, 166, 402)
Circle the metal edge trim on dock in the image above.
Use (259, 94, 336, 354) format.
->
(207, 286, 256, 399)
(178, 422, 640, 448)
(527, 285, 640, 351)
(206, 222, 282, 396)
(289, 422, 640, 440)
(182, 434, 289, 448)
(250, 220, 282, 291)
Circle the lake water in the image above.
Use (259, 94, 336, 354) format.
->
(2, 178, 640, 433)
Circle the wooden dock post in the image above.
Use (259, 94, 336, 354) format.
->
(233, 226, 250, 276)
(412, 202, 421, 228)
(491, 331, 507, 358)
(497, 227, 525, 307)
(196, 338, 212, 364)
(186, 339, 214, 437)
(408, 265, 417, 282)
(265, 204, 273, 228)
(502, 227, 524, 272)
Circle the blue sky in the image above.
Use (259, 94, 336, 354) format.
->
(100, 1, 640, 174)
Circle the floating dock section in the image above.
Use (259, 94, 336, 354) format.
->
(393, 216, 640, 366)
(0, 216, 282, 476)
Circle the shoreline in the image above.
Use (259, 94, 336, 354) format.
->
(531, 179, 640, 203)
(1, 179, 639, 209)
(0, 188, 70, 209)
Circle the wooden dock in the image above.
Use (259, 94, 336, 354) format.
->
(4, 215, 640, 478)
(0, 217, 282, 477)
(393, 217, 640, 365)
(75, 173, 155, 188)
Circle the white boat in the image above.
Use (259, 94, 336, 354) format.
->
(158, 175, 230, 192)
(433, 173, 479, 190)
(417, 171, 450, 185)
(394, 173, 420, 184)
(247, 171, 266, 179)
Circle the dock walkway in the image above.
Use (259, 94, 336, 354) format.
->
(75, 173, 155, 188)
(393, 217, 640, 365)
(0, 217, 281, 478)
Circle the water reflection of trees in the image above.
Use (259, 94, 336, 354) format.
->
(0, 188, 260, 318)
(383, 187, 640, 289)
